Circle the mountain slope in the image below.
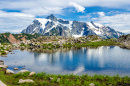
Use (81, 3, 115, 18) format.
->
(21, 14, 124, 39)
(0, 33, 42, 43)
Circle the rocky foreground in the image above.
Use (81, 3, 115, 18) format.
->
(0, 34, 130, 56)
(117, 34, 130, 49)
(0, 66, 129, 86)
(0, 35, 130, 85)
(11, 35, 111, 52)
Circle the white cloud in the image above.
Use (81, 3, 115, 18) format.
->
(94, 13, 130, 33)
(0, 10, 34, 17)
(79, 13, 91, 18)
(0, 0, 130, 33)
(0, 10, 35, 33)
(69, 2, 85, 13)
(22, 7, 63, 16)
(97, 12, 105, 17)
(1, 0, 130, 10)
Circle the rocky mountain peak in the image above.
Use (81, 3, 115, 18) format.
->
(46, 14, 57, 21)
(21, 14, 124, 39)
(91, 21, 94, 24)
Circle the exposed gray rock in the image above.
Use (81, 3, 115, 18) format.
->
(46, 14, 58, 21)
(22, 19, 41, 34)
(18, 79, 34, 83)
(58, 19, 69, 24)
(0, 60, 4, 65)
(117, 34, 130, 49)
(21, 14, 124, 38)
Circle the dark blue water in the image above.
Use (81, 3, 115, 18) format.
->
(0, 46, 130, 76)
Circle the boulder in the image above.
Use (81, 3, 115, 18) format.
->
(49, 77, 53, 80)
(17, 70, 29, 74)
(0, 80, 7, 86)
(5, 51, 9, 54)
(0, 60, 4, 65)
(0, 65, 8, 69)
(6, 69, 14, 74)
(89, 83, 95, 86)
(18, 79, 34, 83)
(57, 78, 60, 82)
(29, 72, 35, 76)
(9, 49, 12, 52)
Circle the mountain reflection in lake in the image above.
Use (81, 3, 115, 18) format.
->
(0, 46, 130, 76)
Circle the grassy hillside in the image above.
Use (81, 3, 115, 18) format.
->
(0, 33, 43, 43)
(0, 33, 10, 43)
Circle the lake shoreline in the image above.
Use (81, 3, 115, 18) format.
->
(0, 68, 130, 86)
(0, 35, 130, 85)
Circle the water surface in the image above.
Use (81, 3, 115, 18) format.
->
(0, 46, 130, 76)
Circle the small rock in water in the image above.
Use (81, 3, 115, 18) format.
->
(57, 78, 60, 82)
(29, 72, 35, 76)
(14, 68, 18, 70)
(0, 60, 4, 65)
(0, 80, 7, 86)
(89, 83, 95, 86)
(17, 70, 29, 74)
(0, 65, 8, 69)
(18, 79, 34, 83)
(6, 69, 14, 74)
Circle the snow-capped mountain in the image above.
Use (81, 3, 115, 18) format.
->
(21, 14, 124, 39)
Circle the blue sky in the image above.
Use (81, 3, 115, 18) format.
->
(0, 0, 130, 34)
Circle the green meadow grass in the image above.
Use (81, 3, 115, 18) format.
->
(0, 68, 129, 86)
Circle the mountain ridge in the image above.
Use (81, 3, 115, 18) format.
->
(21, 14, 124, 39)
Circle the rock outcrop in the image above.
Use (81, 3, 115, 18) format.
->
(0, 60, 4, 65)
(17, 70, 29, 74)
(18, 79, 34, 83)
(29, 72, 35, 76)
(6, 69, 14, 74)
(21, 14, 124, 39)
(21, 36, 26, 42)
(8, 34, 20, 43)
(117, 34, 130, 49)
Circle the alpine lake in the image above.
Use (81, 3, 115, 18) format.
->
(0, 46, 130, 76)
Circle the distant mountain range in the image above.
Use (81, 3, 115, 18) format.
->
(21, 14, 124, 39)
